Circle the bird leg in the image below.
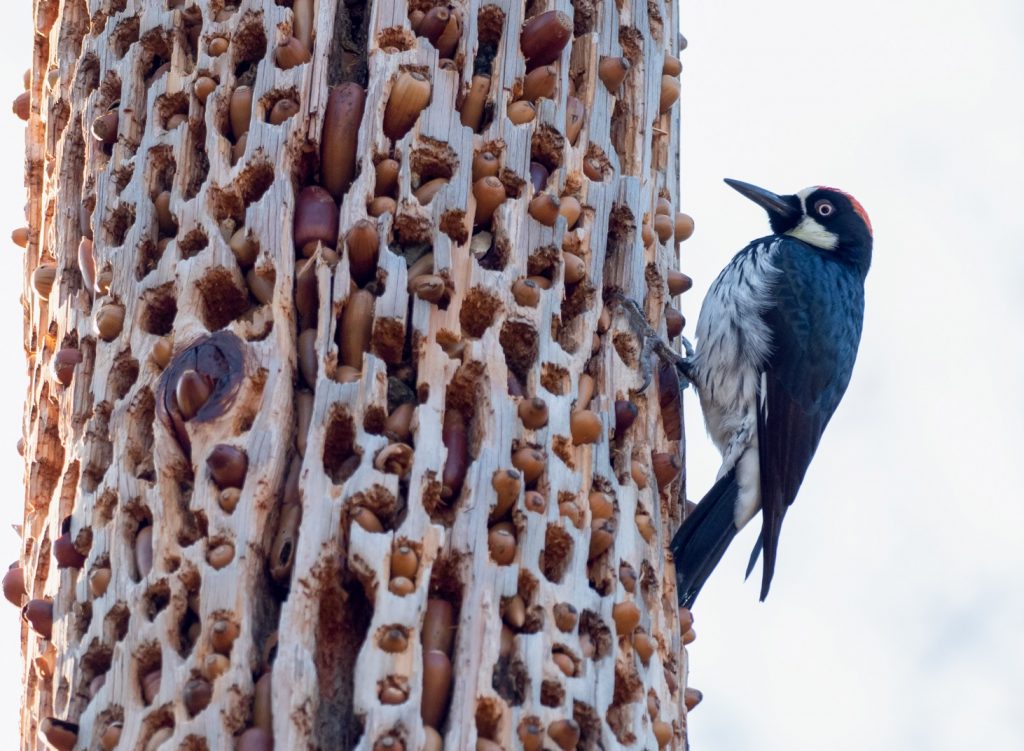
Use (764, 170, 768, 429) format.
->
(608, 292, 696, 394)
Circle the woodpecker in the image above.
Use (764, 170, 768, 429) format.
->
(670, 179, 872, 608)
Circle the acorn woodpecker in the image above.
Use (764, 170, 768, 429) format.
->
(671, 179, 872, 608)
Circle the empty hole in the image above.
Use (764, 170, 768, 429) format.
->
(105, 203, 136, 246)
(377, 27, 416, 51)
(539, 525, 573, 583)
(124, 388, 156, 481)
(108, 351, 140, 401)
(459, 287, 501, 339)
(540, 679, 564, 708)
(237, 159, 276, 208)
(179, 228, 209, 259)
(140, 283, 178, 335)
(540, 364, 569, 395)
(105, 602, 131, 642)
(323, 406, 360, 484)
(196, 268, 249, 330)
(530, 125, 565, 172)
(143, 580, 171, 620)
(499, 320, 538, 386)
(580, 610, 613, 660)
(135, 238, 163, 280)
(491, 656, 529, 706)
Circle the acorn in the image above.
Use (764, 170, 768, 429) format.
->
(32, 264, 56, 300)
(570, 409, 602, 444)
(384, 402, 415, 442)
(659, 75, 681, 113)
(685, 687, 703, 711)
(95, 302, 125, 341)
(490, 468, 522, 521)
(664, 53, 683, 77)
(421, 650, 453, 727)
(231, 131, 248, 164)
(565, 96, 585, 144)
(560, 500, 583, 527)
(472, 152, 500, 182)
(374, 737, 405, 751)
(184, 676, 213, 716)
(473, 176, 506, 226)
(511, 447, 545, 485)
(321, 83, 365, 199)
(667, 270, 693, 295)
(23, 598, 53, 639)
(420, 6, 461, 58)
(553, 650, 575, 676)
(208, 541, 235, 569)
(559, 196, 582, 228)
(652, 452, 682, 489)
(12, 91, 30, 121)
(230, 85, 253, 140)
(423, 727, 443, 751)
(488, 524, 516, 565)
(441, 409, 468, 499)
(521, 65, 557, 101)
(588, 518, 616, 561)
(576, 373, 595, 411)
(374, 443, 414, 478)
(52, 348, 83, 388)
(237, 728, 274, 751)
(654, 213, 674, 244)
(507, 100, 536, 125)
(679, 607, 694, 632)
(414, 177, 449, 204)
(422, 598, 455, 655)
(390, 545, 418, 580)
(208, 36, 229, 56)
(642, 222, 655, 247)
(620, 562, 637, 593)
(653, 720, 673, 748)
(3, 564, 26, 606)
(294, 185, 339, 254)
(665, 306, 685, 338)
(368, 196, 397, 218)
(683, 627, 697, 645)
(614, 400, 638, 435)
(553, 602, 578, 632)
(383, 71, 431, 141)
(53, 531, 85, 569)
(562, 252, 585, 284)
(613, 601, 641, 635)
(507, 278, 540, 309)
(275, 35, 311, 69)
(298, 328, 318, 387)
(194, 76, 217, 103)
(292, 0, 314, 50)
(583, 156, 604, 181)
(460, 74, 490, 131)
(588, 490, 614, 520)
(518, 719, 544, 751)
(91, 109, 118, 143)
(524, 490, 546, 513)
(633, 630, 655, 665)
(528, 161, 549, 193)
(339, 288, 374, 368)
(375, 157, 400, 197)
(547, 718, 580, 751)
(352, 507, 384, 533)
(675, 212, 695, 241)
(83, 567, 110, 602)
(598, 56, 630, 93)
(99, 723, 122, 751)
(518, 397, 548, 430)
(379, 626, 409, 653)
(520, 11, 572, 69)
(528, 193, 560, 226)
(631, 459, 649, 489)
(268, 97, 300, 125)
(39, 719, 77, 751)
(175, 369, 213, 419)
(142, 668, 162, 704)
(11, 227, 29, 247)
(135, 526, 154, 578)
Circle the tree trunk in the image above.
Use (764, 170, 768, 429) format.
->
(12, 0, 693, 749)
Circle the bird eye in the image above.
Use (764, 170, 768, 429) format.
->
(815, 200, 834, 217)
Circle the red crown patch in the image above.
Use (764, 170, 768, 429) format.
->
(818, 186, 872, 236)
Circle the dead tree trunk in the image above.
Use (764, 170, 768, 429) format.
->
(11, 0, 695, 749)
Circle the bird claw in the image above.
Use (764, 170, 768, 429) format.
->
(610, 291, 695, 394)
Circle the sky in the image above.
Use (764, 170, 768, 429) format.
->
(1, 0, 1023, 748)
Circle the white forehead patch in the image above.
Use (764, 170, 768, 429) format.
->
(786, 188, 839, 250)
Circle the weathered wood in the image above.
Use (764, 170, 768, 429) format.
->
(14, 0, 694, 749)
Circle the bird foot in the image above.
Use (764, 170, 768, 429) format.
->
(609, 292, 696, 394)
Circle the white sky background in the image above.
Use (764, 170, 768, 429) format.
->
(0, 0, 1022, 747)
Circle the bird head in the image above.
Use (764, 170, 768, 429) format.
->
(725, 178, 872, 271)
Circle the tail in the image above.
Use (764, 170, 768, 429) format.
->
(671, 469, 740, 609)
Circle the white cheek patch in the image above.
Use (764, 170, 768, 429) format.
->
(786, 215, 839, 250)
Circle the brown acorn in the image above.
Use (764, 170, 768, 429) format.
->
(32, 264, 56, 300)
(512, 278, 541, 307)
(207, 445, 248, 489)
(654, 213, 674, 244)
(521, 65, 557, 101)
(175, 369, 213, 420)
(472, 152, 500, 182)
(268, 97, 300, 125)
(518, 719, 544, 751)
(460, 74, 490, 131)
(675, 212, 695, 241)
(91, 109, 118, 143)
(685, 687, 703, 711)
(183, 676, 213, 716)
(383, 71, 432, 141)
(321, 83, 365, 199)
(667, 270, 693, 295)
(528, 193, 560, 226)
(518, 397, 549, 430)
(229, 85, 253, 141)
(421, 650, 453, 727)
(53, 530, 85, 569)
(588, 518, 616, 561)
(422, 598, 455, 655)
(565, 96, 585, 144)
(135, 526, 154, 578)
(553, 602, 578, 632)
(511, 447, 545, 485)
(598, 56, 631, 93)
(23, 598, 53, 639)
(520, 11, 572, 69)
(11, 226, 29, 247)
(490, 468, 522, 521)
(95, 303, 125, 341)
(413, 177, 449, 205)
(570, 409, 602, 444)
(12, 91, 30, 121)
(344, 219, 379, 286)
(275, 35, 311, 69)
(576, 373, 595, 411)
(99, 723, 122, 751)
(562, 252, 585, 284)
(3, 564, 25, 606)
(488, 523, 516, 565)
(659, 75, 681, 113)
(507, 100, 536, 125)
(664, 53, 683, 77)
(529, 161, 549, 193)
(559, 195, 582, 228)
(583, 156, 604, 181)
(473, 176, 506, 226)
(194, 76, 217, 104)
(375, 157, 400, 197)
(294, 185, 339, 254)
(207, 541, 235, 569)
(547, 718, 580, 751)
(52, 348, 82, 388)
(441, 409, 468, 499)
(237, 728, 274, 751)
(292, 0, 314, 50)
(665, 306, 685, 338)
(588, 490, 614, 520)
(653, 720, 673, 748)
(39, 719, 77, 751)
(339, 288, 374, 369)
(368, 195, 397, 217)
(614, 400, 639, 436)
(652, 451, 682, 489)
(612, 601, 641, 635)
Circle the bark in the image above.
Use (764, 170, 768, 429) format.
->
(12, 0, 693, 749)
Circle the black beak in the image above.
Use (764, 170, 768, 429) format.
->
(724, 178, 800, 223)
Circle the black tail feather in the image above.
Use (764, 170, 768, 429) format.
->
(671, 469, 740, 609)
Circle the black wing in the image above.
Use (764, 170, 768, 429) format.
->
(754, 240, 864, 600)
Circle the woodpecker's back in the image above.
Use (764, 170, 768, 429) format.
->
(672, 180, 872, 608)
